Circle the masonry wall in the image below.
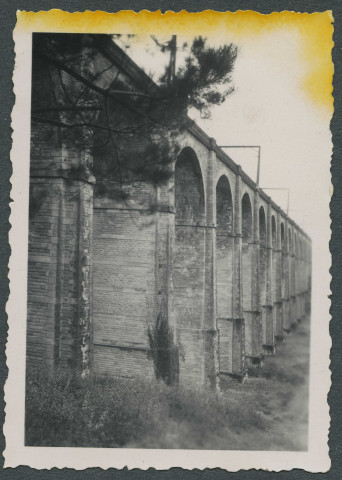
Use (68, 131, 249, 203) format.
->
(27, 130, 312, 388)
(27, 48, 95, 371)
(27, 176, 62, 368)
(27, 54, 62, 368)
(92, 192, 156, 379)
(28, 149, 94, 371)
(27, 37, 312, 390)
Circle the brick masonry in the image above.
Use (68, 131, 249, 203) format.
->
(26, 35, 312, 389)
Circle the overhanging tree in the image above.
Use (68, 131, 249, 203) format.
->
(31, 32, 238, 206)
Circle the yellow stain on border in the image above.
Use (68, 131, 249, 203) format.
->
(16, 9, 334, 114)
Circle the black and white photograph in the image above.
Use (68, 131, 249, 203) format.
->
(4, 9, 332, 471)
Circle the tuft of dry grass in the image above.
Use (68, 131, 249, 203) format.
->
(25, 319, 310, 450)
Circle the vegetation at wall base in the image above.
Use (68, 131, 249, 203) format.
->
(25, 318, 310, 450)
(147, 313, 180, 385)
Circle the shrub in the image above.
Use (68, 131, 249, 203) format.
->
(25, 317, 309, 451)
(25, 366, 268, 447)
(248, 362, 306, 385)
(147, 314, 179, 385)
(25, 367, 169, 447)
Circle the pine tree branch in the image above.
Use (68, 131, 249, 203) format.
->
(32, 106, 101, 114)
(37, 49, 152, 119)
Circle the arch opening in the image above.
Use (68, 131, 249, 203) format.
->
(288, 228, 295, 326)
(259, 208, 267, 299)
(241, 193, 253, 356)
(280, 222, 286, 298)
(259, 207, 267, 246)
(259, 207, 268, 345)
(271, 215, 277, 311)
(288, 229, 292, 253)
(216, 176, 234, 373)
(174, 147, 206, 386)
(175, 147, 205, 225)
(293, 232, 298, 304)
(216, 176, 233, 233)
(280, 222, 289, 330)
(242, 193, 253, 243)
(271, 216, 277, 249)
(281, 223, 285, 252)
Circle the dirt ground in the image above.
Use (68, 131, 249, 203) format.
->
(131, 318, 310, 450)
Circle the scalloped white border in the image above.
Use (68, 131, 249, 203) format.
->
(4, 10, 332, 471)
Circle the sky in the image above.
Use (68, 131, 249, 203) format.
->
(16, 10, 333, 239)
(115, 21, 333, 241)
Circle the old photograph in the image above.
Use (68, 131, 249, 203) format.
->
(5, 10, 332, 471)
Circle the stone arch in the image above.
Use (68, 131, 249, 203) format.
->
(242, 193, 253, 242)
(271, 215, 277, 305)
(216, 176, 233, 232)
(304, 240, 307, 261)
(297, 237, 303, 320)
(288, 228, 295, 326)
(280, 222, 285, 251)
(174, 147, 206, 386)
(175, 147, 205, 225)
(259, 206, 267, 245)
(259, 206, 267, 302)
(280, 222, 286, 300)
(271, 215, 277, 248)
(241, 193, 253, 356)
(300, 237, 304, 287)
(293, 231, 298, 302)
(259, 206, 268, 346)
(216, 175, 234, 373)
(288, 228, 292, 253)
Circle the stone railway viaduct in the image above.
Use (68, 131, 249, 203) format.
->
(27, 34, 312, 389)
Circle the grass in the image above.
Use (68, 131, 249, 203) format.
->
(25, 318, 310, 450)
